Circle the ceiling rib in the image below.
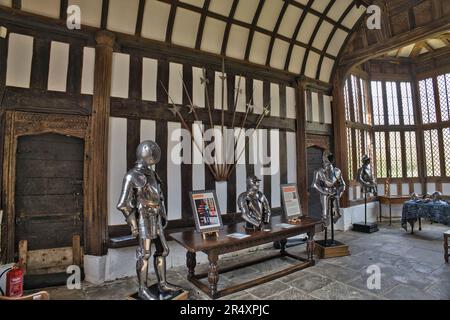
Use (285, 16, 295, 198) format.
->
(284, 0, 314, 71)
(100, 0, 110, 29)
(135, 0, 146, 36)
(300, 0, 335, 76)
(316, 2, 355, 80)
(195, 0, 211, 50)
(220, 0, 239, 55)
(265, 0, 290, 66)
(244, 0, 266, 61)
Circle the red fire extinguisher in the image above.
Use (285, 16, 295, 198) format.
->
(6, 260, 24, 297)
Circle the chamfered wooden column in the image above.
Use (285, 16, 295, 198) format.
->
(295, 79, 308, 216)
(86, 31, 115, 256)
(332, 68, 349, 208)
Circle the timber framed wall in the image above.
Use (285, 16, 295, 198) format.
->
(0, 5, 334, 260)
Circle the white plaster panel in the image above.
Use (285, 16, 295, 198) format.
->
(270, 39, 289, 70)
(402, 183, 410, 196)
(320, 57, 334, 83)
(6, 33, 33, 88)
(327, 28, 347, 57)
(390, 184, 398, 196)
(311, 92, 320, 122)
(442, 183, 450, 195)
(47, 41, 69, 92)
(107, 0, 139, 35)
(253, 79, 264, 115)
(192, 122, 205, 191)
(169, 62, 183, 104)
(297, 14, 319, 44)
(141, 0, 171, 41)
(312, 21, 333, 51)
(0, 0, 11, 6)
(278, 5, 303, 38)
(216, 181, 227, 214)
(171, 8, 200, 48)
(235, 75, 246, 112)
(192, 67, 206, 108)
(286, 86, 296, 119)
(427, 183, 436, 193)
(288, 45, 305, 74)
(68, 0, 102, 28)
(304, 51, 320, 79)
(81, 47, 95, 95)
(327, 0, 352, 22)
(270, 130, 281, 208)
(270, 83, 280, 117)
(22, 0, 60, 18)
(111, 53, 130, 98)
(287, 132, 297, 183)
(167, 122, 182, 221)
(108, 117, 127, 226)
(200, 17, 226, 54)
(342, 5, 365, 29)
(140, 119, 156, 143)
(257, 0, 284, 31)
(414, 183, 422, 194)
(142, 57, 158, 102)
(209, 0, 233, 16)
(234, 0, 259, 23)
(249, 32, 271, 65)
(226, 25, 249, 60)
(180, 0, 204, 7)
(323, 95, 332, 124)
(214, 71, 228, 110)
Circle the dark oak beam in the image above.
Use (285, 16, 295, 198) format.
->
(60, 0, 68, 21)
(284, 0, 313, 71)
(316, 1, 354, 79)
(110, 98, 296, 132)
(265, 1, 289, 66)
(300, 0, 334, 76)
(1, 87, 92, 115)
(244, 0, 265, 61)
(165, 0, 178, 43)
(135, 0, 146, 36)
(220, 0, 238, 55)
(194, 0, 210, 50)
(100, 0, 110, 29)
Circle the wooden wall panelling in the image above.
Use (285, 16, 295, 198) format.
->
(0, 30, 7, 212)
(204, 67, 215, 191)
(86, 31, 115, 256)
(279, 84, 288, 185)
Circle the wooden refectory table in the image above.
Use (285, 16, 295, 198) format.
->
(169, 215, 321, 299)
(378, 195, 410, 225)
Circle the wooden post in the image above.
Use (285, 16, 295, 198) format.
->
(332, 68, 349, 208)
(72, 234, 81, 266)
(295, 79, 308, 216)
(86, 31, 115, 256)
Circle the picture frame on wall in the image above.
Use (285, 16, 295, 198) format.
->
(189, 190, 223, 234)
(280, 184, 303, 221)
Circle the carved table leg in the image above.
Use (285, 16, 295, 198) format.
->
(419, 217, 422, 231)
(444, 235, 449, 263)
(408, 219, 415, 235)
(186, 251, 196, 280)
(279, 239, 287, 255)
(306, 230, 315, 265)
(207, 251, 219, 298)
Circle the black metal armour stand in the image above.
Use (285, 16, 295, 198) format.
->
(324, 197, 335, 246)
(352, 187, 379, 233)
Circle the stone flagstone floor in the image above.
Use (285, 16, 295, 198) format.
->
(29, 221, 450, 300)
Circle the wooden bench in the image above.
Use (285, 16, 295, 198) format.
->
(170, 215, 321, 299)
(445, 231, 450, 263)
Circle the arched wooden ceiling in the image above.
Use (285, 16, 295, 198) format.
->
(1, 0, 369, 82)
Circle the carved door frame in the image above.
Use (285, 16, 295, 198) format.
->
(1, 111, 91, 263)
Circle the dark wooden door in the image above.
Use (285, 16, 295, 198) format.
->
(14, 133, 84, 253)
(307, 147, 323, 220)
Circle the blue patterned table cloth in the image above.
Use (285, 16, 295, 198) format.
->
(402, 200, 450, 231)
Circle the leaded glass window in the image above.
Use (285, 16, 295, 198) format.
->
(400, 82, 414, 125)
(443, 127, 450, 176)
(424, 129, 441, 176)
(386, 81, 400, 125)
(375, 132, 387, 178)
(404, 131, 418, 177)
(438, 73, 450, 122)
(371, 81, 384, 125)
(389, 132, 402, 178)
(419, 78, 437, 124)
